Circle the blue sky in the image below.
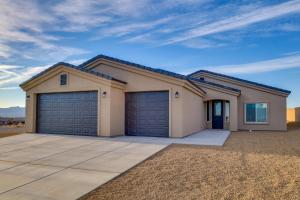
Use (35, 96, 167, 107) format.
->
(0, 0, 300, 108)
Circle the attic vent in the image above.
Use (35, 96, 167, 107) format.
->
(60, 74, 68, 86)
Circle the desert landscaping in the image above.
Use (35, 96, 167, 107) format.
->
(0, 125, 25, 138)
(80, 122, 300, 200)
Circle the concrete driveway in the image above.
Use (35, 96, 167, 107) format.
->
(0, 134, 167, 200)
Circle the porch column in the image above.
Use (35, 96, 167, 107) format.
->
(229, 97, 238, 131)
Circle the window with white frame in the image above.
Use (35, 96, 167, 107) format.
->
(244, 103, 268, 123)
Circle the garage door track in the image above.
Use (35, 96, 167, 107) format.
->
(0, 134, 167, 200)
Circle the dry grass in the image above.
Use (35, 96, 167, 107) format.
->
(0, 126, 25, 138)
(287, 121, 300, 130)
(81, 125, 300, 200)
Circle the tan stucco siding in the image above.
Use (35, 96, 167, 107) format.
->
(109, 87, 125, 136)
(90, 63, 204, 137)
(202, 76, 287, 131)
(25, 69, 124, 136)
(181, 89, 205, 137)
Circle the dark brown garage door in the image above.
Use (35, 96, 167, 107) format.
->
(125, 91, 169, 137)
(37, 91, 98, 136)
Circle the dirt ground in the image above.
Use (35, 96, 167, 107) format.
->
(0, 126, 25, 138)
(80, 123, 300, 200)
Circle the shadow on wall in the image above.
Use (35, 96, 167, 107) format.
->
(287, 107, 300, 122)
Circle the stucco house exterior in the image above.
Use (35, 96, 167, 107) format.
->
(20, 55, 291, 138)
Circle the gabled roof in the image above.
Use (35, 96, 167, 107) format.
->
(189, 77, 241, 94)
(20, 62, 126, 88)
(189, 70, 291, 95)
(78, 54, 206, 95)
(79, 54, 187, 81)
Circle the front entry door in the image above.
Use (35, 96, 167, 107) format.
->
(212, 100, 223, 129)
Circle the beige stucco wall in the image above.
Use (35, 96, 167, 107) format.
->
(24, 68, 124, 137)
(23, 61, 205, 138)
(89, 61, 204, 137)
(181, 88, 205, 137)
(199, 75, 287, 131)
(109, 87, 125, 136)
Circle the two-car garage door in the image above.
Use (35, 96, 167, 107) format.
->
(37, 91, 98, 136)
(36, 91, 169, 137)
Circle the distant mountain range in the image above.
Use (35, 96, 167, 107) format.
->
(0, 107, 25, 118)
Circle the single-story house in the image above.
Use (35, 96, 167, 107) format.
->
(20, 55, 291, 138)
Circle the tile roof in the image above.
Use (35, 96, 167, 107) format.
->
(20, 62, 126, 87)
(189, 77, 241, 94)
(20, 55, 290, 97)
(189, 70, 291, 95)
(79, 54, 188, 80)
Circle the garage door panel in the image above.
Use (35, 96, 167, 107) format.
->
(37, 91, 98, 136)
(125, 91, 169, 137)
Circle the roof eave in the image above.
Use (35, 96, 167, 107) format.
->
(20, 62, 126, 90)
(190, 70, 291, 96)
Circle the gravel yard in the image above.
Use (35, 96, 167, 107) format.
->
(80, 124, 300, 200)
(0, 126, 25, 138)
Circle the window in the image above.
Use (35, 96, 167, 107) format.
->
(225, 101, 230, 121)
(245, 103, 268, 123)
(60, 74, 68, 86)
(214, 102, 222, 116)
(206, 102, 210, 121)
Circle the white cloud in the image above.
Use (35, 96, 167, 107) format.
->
(123, 33, 155, 43)
(1, 0, 300, 58)
(181, 38, 226, 49)
(0, 64, 48, 89)
(0, 0, 88, 60)
(0, 0, 55, 48)
(165, 0, 300, 44)
(99, 17, 175, 38)
(0, 87, 20, 90)
(52, 0, 154, 32)
(0, 42, 13, 58)
(66, 59, 88, 65)
(205, 53, 300, 74)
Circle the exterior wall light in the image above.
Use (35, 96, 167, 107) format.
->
(175, 91, 180, 98)
(102, 91, 107, 97)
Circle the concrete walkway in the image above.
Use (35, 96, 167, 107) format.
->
(0, 129, 230, 200)
(107, 129, 230, 146)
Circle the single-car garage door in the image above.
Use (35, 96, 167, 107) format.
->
(37, 91, 98, 136)
(125, 91, 169, 137)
